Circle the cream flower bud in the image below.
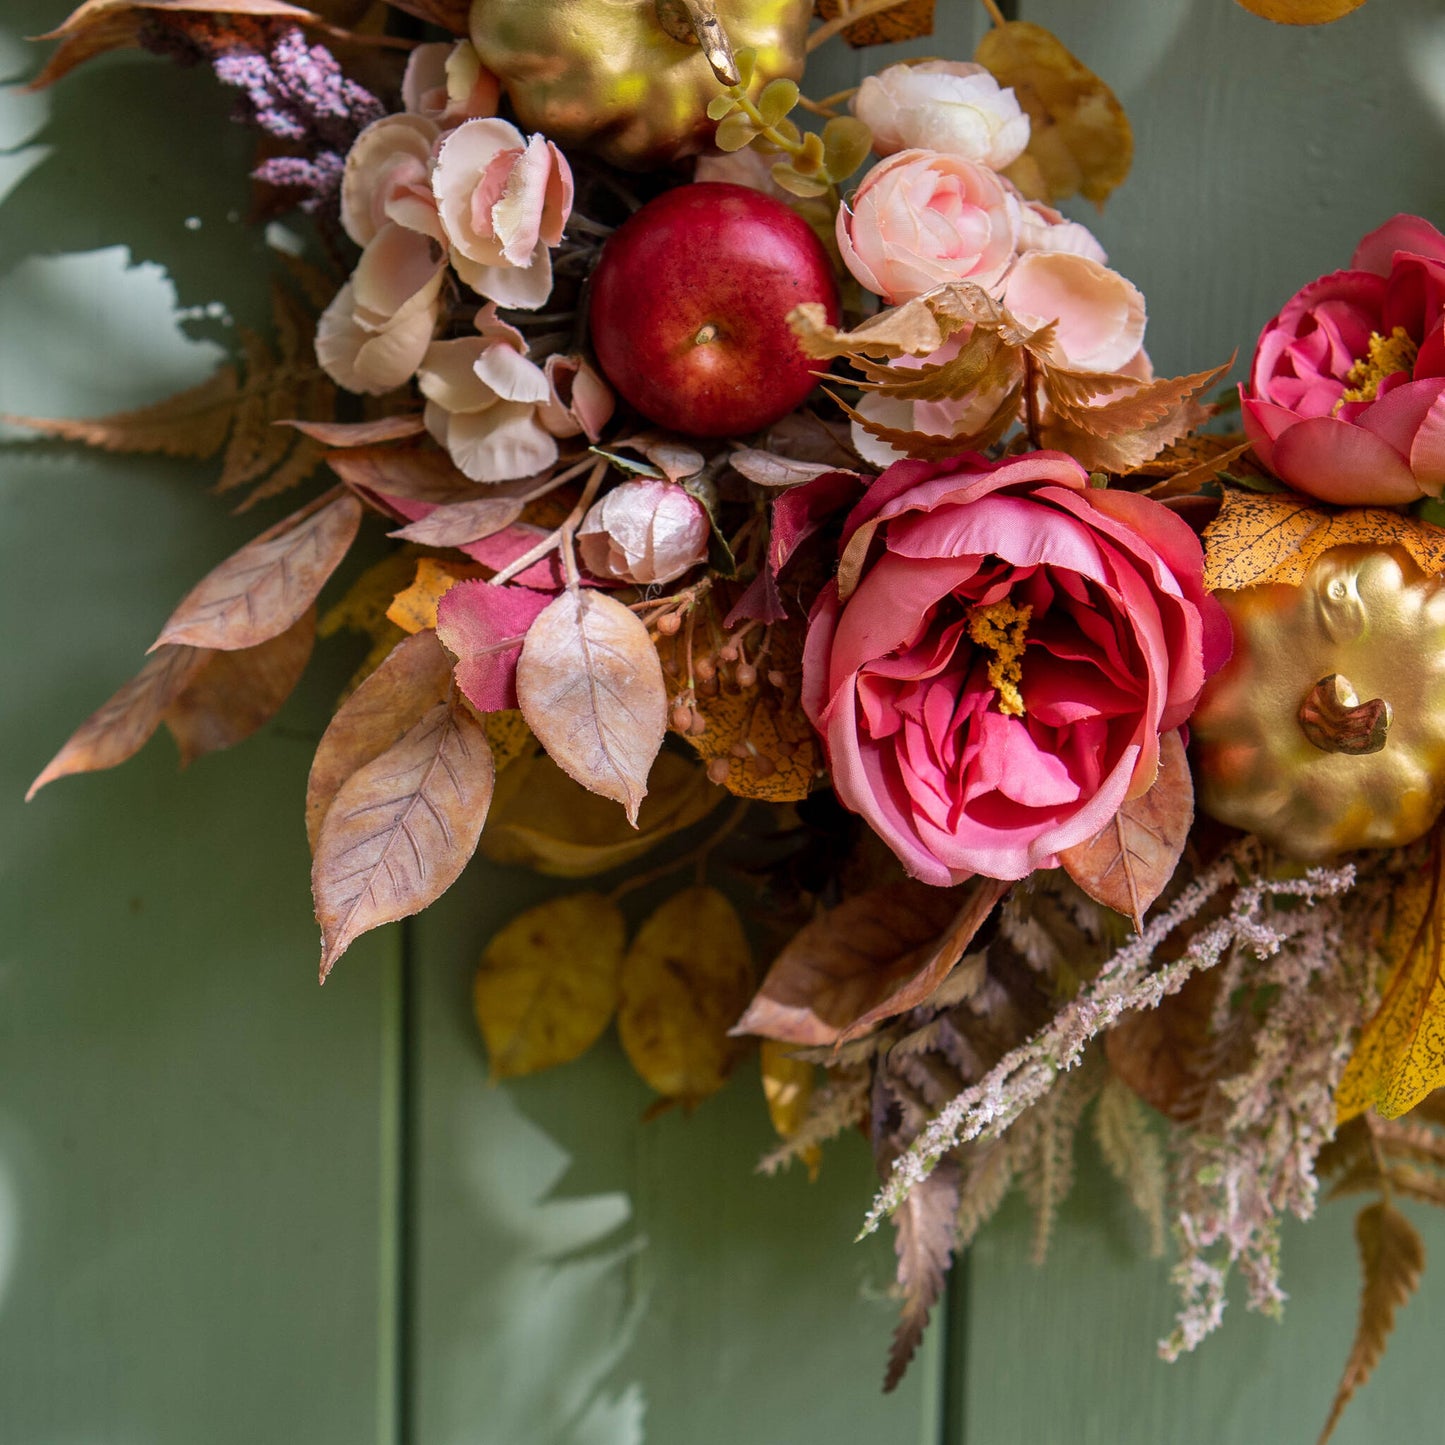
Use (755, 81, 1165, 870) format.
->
(578, 481, 710, 586)
(402, 41, 501, 128)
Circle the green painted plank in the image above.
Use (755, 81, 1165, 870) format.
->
(0, 13, 396, 1442)
(960, 3, 1445, 1442)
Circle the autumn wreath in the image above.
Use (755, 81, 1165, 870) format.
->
(13, 0, 1442, 1434)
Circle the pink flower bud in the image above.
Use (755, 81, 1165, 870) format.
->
(578, 481, 710, 586)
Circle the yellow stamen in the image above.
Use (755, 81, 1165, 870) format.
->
(967, 599, 1032, 718)
(1338, 326, 1418, 408)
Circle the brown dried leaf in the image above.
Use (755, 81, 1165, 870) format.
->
(313, 697, 495, 980)
(976, 21, 1132, 206)
(153, 491, 362, 652)
(617, 886, 754, 1106)
(789, 297, 946, 361)
(27, 645, 206, 798)
(517, 589, 668, 826)
(284, 415, 427, 447)
(814, 0, 935, 47)
(163, 606, 315, 765)
(1317, 1200, 1425, 1445)
(839, 380, 1024, 463)
(884, 1159, 958, 1393)
(1239, 0, 1365, 23)
(1202, 490, 1445, 592)
(3, 365, 238, 457)
(390, 496, 525, 548)
(305, 628, 453, 850)
(1105, 966, 1221, 1124)
(1058, 729, 1193, 931)
(1042, 360, 1230, 440)
(729, 449, 850, 489)
(473, 893, 626, 1079)
(734, 881, 971, 1046)
(327, 441, 480, 512)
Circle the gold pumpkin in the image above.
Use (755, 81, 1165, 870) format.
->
(1192, 544, 1445, 860)
(468, 0, 813, 170)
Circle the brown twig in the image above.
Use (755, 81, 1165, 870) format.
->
(487, 458, 607, 586)
(1023, 351, 1043, 449)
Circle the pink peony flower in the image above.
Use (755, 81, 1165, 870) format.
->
(401, 40, 500, 128)
(837, 149, 1018, 305)
(802, 452, 1229, 884)
(432, 117, 573, 310)
(1002, 250, 1146, 374)
(1242, 213, 1445, 504)
(852, 61, 1029, 171)
(578, 481, 710, 585)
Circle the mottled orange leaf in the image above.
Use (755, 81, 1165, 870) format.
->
(1059, 729, 1193, 931)
(813, 0, 935, 48)
(163, 606, 315, 765)
(385, 557, 484, 634)
(1337, 839, 1445, 1121)
(153, 490, 362, 652)
(1237, 0, 1366, 23)
(1203, 489, 1445, 592)
(976, 21, 1132, 206)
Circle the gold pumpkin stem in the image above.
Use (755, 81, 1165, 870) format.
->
(655, 0, 740, 85)
(1299, 674, 1392, 756)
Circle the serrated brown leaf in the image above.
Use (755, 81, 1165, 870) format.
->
(163, 606, 315, 765)
(1239, 0, 1365, 23)
(27, 644, 207, 798)
(976, 21, 1132, 207)
(152, 490, 362, 652)
(734, 881, 974, 1046)
(1317, 1200, 1424, 1445)
(1043, 359, 1230, 440)
(1337, 838, 1445, 1122)
(1058, 729, 1192, 931)
(1203, 489, 1445, 592)
(838, 380, 1024, 463)
(474, 893, 626, 1079)
(516, 589, 667, 826)
(617, 885, 754, 1106)
(3, 365, 238, 457)
(390, 496, 524, 548)
(305, 628, 453, 850)
(789, 297, 945, 361)
(313, 697, 495, 980)
(884, 1160, 959, 1392)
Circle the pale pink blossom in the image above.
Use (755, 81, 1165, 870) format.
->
(315, 222, 445, 394)
(1015, 200, 1107, 265)
(852, 61, 1029, 171)
(837, 149, 1018, 304)
(538, 353, 614, 441)
(433, 117, 573, 310)
(340, 113, 442, 246)
(402, 40, 500, 128)
(578, 481, 710, 585)
(1002, 250, 1146, 374)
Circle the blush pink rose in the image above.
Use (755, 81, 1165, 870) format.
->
(1242, 213, 1445, 504)
(803, 452, 1230, 884)
(837, 149, 1018, 304)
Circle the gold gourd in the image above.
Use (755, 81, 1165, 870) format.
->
(1192, 544, 1445, 860)
(467, 0, 812, 169)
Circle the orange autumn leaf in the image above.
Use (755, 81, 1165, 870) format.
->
(1203, 489, 1445, 592)
(1236, 0, 1366, 23)
(1336, 839, 1445, 1122)
(812, 0, 934, 48)
(385, 556, 484, 634)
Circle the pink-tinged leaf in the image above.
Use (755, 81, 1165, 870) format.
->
(284, 415, 426, 447)
(313, 698, 495, 980)
(436, 580, 552, 713)
(722, 568, 788, 629)
(305, 629, 453, 850)
(163, 607, 315, 766)
(152, 490, 362, 652)
(390, 495, 525, 548)
(461, 523, 567, 591)
(327, 442, 479, 514)
(731, 449, 857, 488)
(1058, 728, 1193, 931)
(27, 644, 207, 798)
(516, 590, 668, 825)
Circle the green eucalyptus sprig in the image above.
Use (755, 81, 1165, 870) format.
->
(705, 46, 873, 203)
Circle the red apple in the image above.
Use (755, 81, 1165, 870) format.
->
(587, 181, 841, 438)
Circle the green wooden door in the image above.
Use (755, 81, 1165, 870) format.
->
(3, 2, 1444, 1442)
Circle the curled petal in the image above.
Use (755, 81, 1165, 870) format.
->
(1003, 251, 1146, 374)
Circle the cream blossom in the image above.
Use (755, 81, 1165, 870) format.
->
(852, 61, 1029, 171)
(1003, 250, 1146, 374)
(315, 222, 445, 395)
(577, 481, 710, 585)
(837, 149, 1018, 305)
(401, 41, 500, 128)
(432, 117, 573, 310)
(340, 113, 442, 247)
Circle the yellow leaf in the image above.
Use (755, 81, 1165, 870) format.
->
(618, 886, 754, 1105)
(480, 709, 535, 772)
(385, 556, 483, 634)
(1237, 0, 1366, 23)
(473, 893, 626, 1080)
(1337, 840, 1445, 1121)
(480, 749, 719, 877)
(1203, 489, 1445, 592)
(975, 21, 1132, 206)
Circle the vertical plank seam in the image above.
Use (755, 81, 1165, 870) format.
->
(397, 915, 418, 1445)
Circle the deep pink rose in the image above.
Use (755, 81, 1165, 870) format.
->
(802, 452, 1230, 884)
(1242, 213, 1445, 504)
